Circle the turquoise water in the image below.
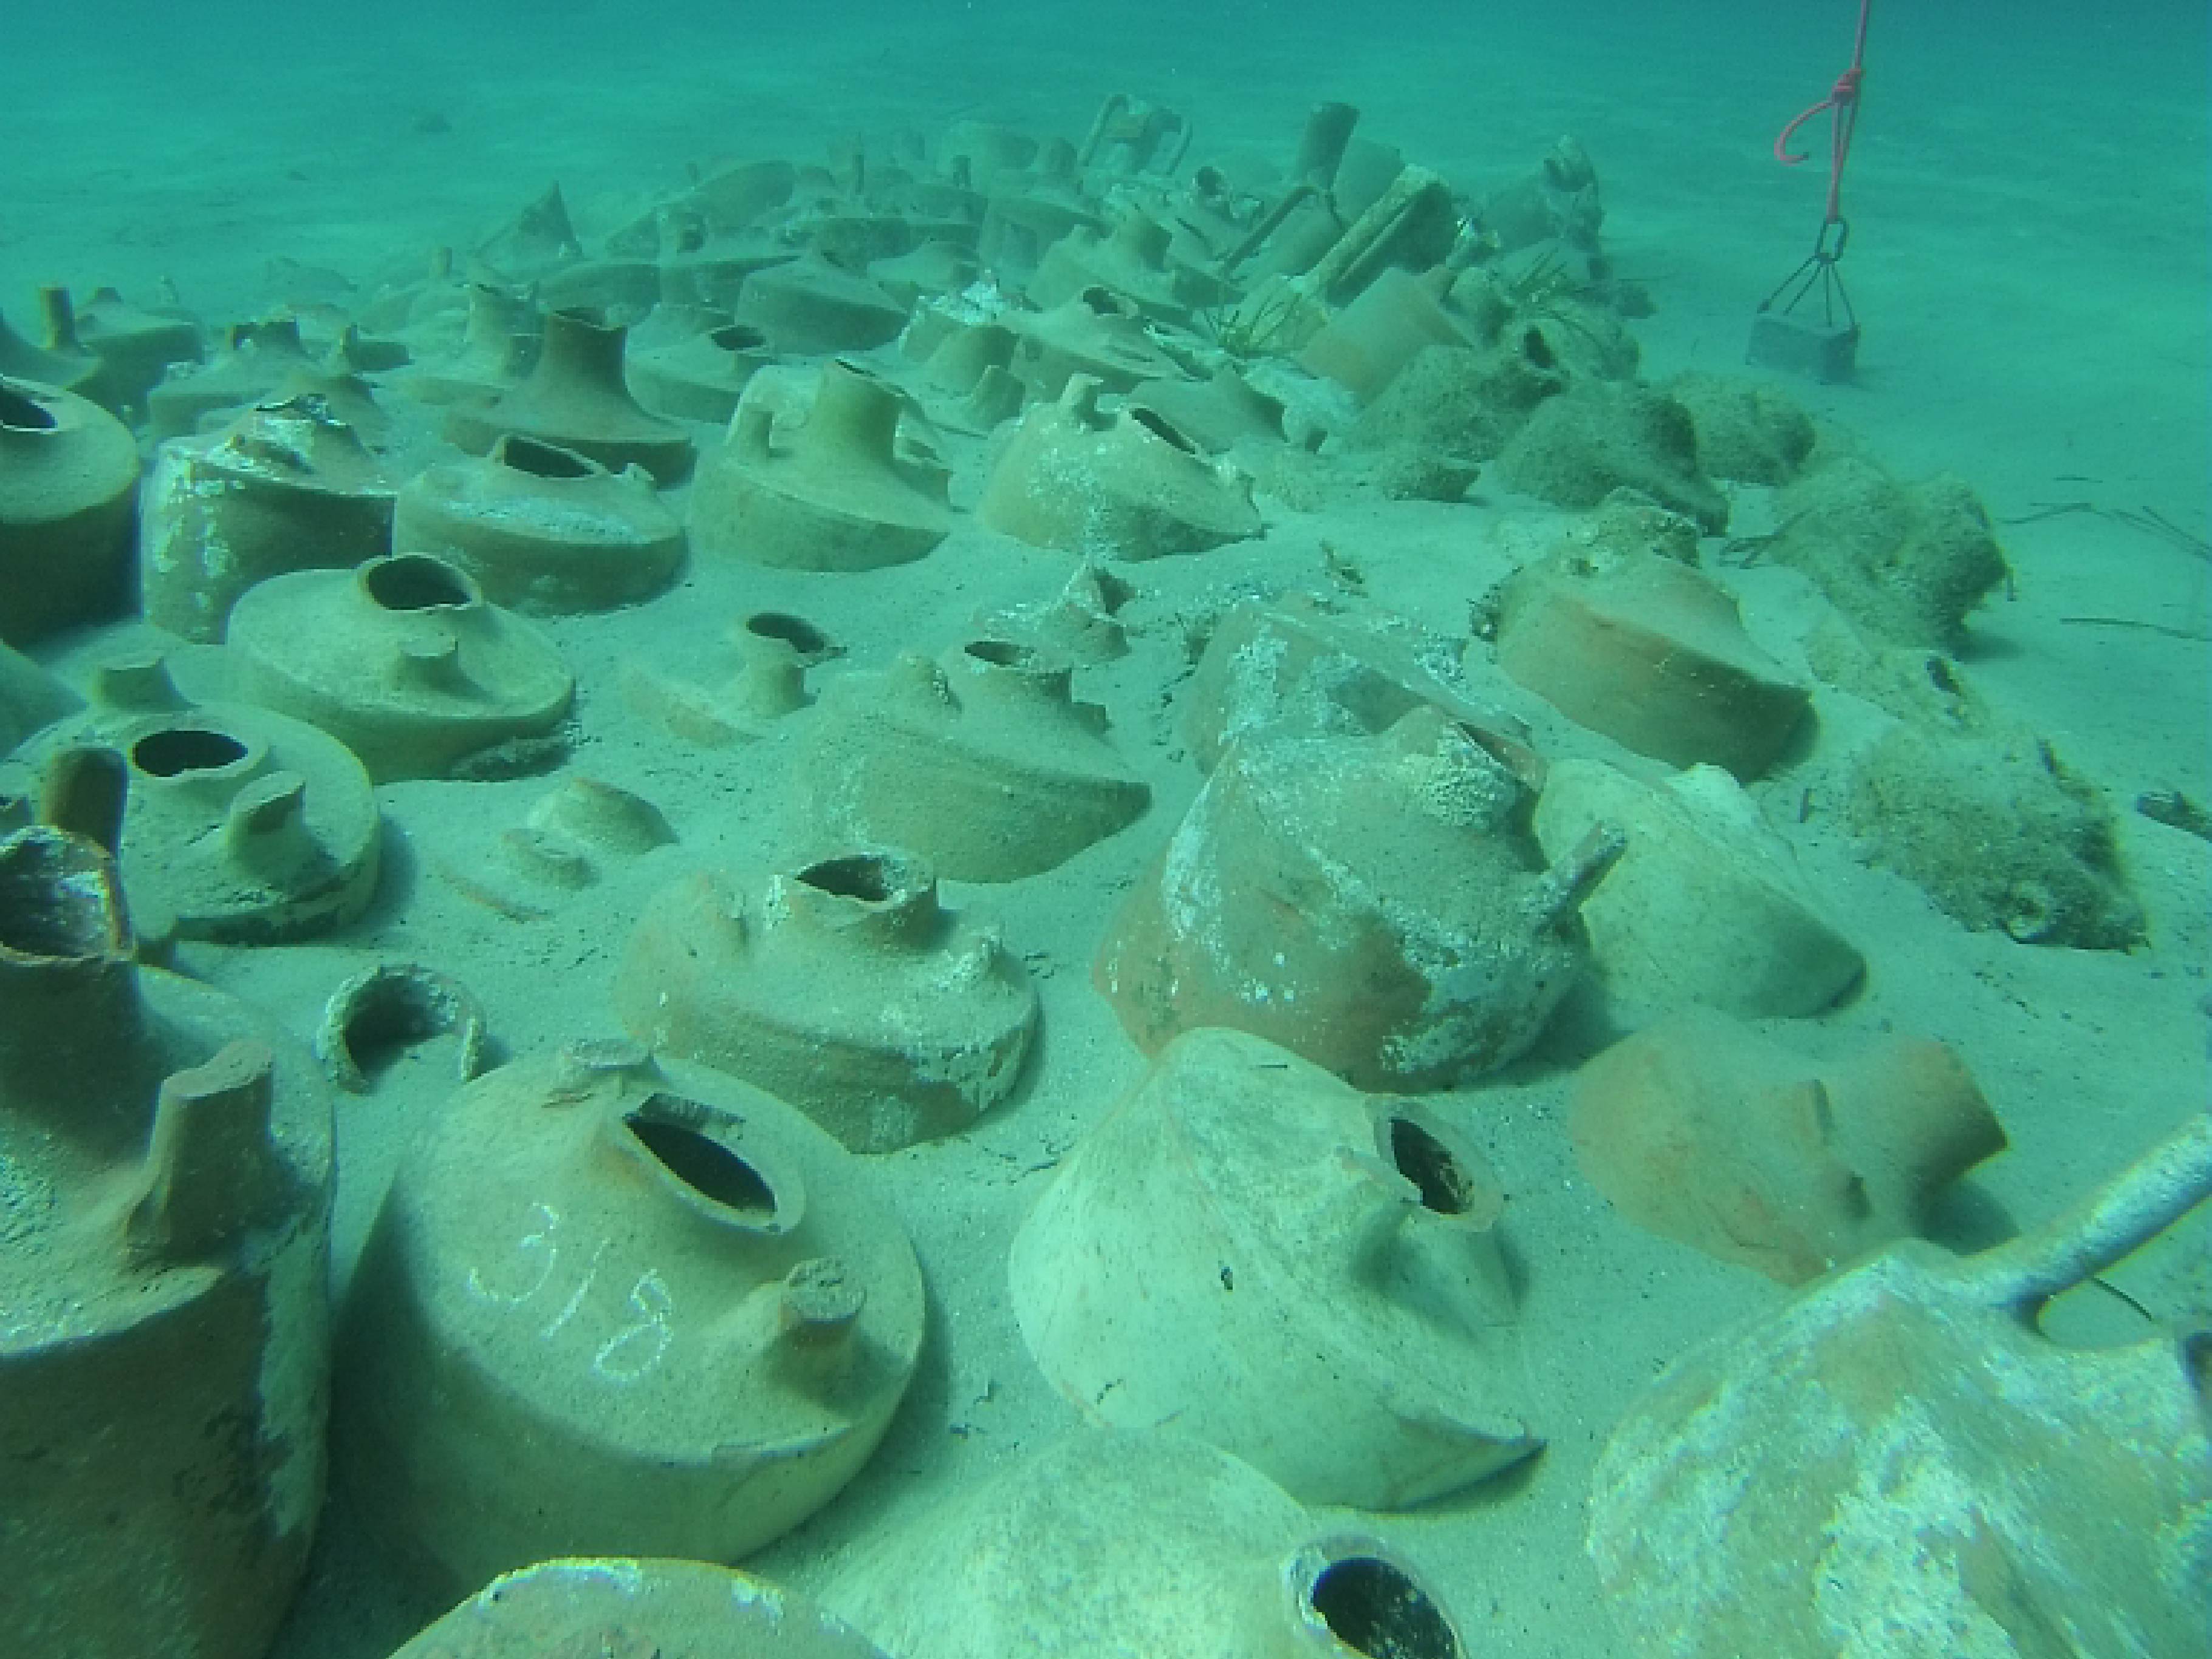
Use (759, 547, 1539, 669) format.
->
(2, 1, 2207, 1654)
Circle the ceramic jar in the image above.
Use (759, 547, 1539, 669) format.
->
(0, 824, 334, 1659)
(394, 434, 686, 614)
(0, 374, 140, 646)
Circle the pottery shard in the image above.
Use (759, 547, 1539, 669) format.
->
(1567, 1009, 2007, 1285)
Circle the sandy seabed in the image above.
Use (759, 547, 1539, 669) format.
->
(2, 1, 2207, 1654)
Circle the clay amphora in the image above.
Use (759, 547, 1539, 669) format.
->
(1533, 758, 1864, 1019)
(1488, 530, 1809, 780)
(0, 374, 140, 646)
(1097, 706, 1618, 1089)
(335, 1041, 925, 1598)
(678, 158, 799, 233)
(226, 553, 574, 782)
(1012, 1027, 1538, 1507)
(689, 359, 950, 571)
(39, 284, 203, 419)
(145, 315, 317, 439)
(0, 301, 98, 391)
(1182, 593, 1532, 775)
(390, 1558, 892, 1659)
(977, 376, 1261, 561)
(395, 281, 540, 407)
(621, 609, 838, 747)
(825, 1429, 1468, 1659)
(473, 180, 584, 278)
(1587, 1111, 2212, 1658)
(1298, 265, 1473, 404)
(733, 253, 910, 356)
(0, 823, 334, 1659)
(626, 320, 773, 423)
(1005, 286, 1181, 399)
(394, 434, 686, 614)
(616, 849, 1038, 1152)
(139, 394, 397, 643)
(446, 307, 694, 485)
(1027, 207, 1229, 325)
(0, 637, 80, 752)
(1567, 1009, 2007, 1285)
(1, 651, 382, 944)
(798, 640, 1151, 882)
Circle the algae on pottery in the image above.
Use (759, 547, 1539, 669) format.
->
(1010, 1026, 1538, 1507)
(1664, 371, 1817, 485)
(0, 374, 141, 647)
(225, 553, 574, 782)
(1770, 454, 2012, 649)
(0, 824, 334, 1659)
(335, 1041, 926, 1600)
(1843, 719, 2145, 949)
(1496, 380, 1730, 532)
(617, 849, 1038, 1154)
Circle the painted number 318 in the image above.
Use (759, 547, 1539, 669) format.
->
(464, 1202, 676, 1384)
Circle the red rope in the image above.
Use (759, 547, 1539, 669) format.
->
(1775, 0, 1871, 225)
